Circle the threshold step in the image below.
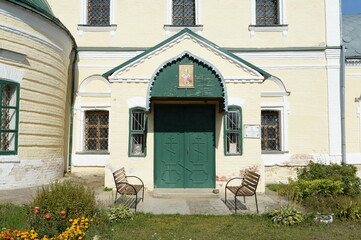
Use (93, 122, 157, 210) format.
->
(152, 188, 219, 199)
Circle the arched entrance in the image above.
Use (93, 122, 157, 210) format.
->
(149, 53, 227, 188)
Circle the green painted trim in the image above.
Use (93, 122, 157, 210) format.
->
(224, 106, 243, 156)
(77, 47, 149, 52)
(224, 47, 329, 52)
(128, 107, 147, 157)
(102, 28, 272, 78)
(0, 80, 20, 156)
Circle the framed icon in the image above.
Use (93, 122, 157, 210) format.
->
(178, 64, 194, 88)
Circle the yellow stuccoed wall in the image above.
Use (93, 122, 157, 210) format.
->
(0, 2, 74, 189)
(47, 0, 327, 48)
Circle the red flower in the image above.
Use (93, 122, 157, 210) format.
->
(60, 210, 66, 215)
(33, 209, 39, 214)
(44, 213, 51, 219)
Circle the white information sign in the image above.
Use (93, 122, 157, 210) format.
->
(244, 124, 260, 138)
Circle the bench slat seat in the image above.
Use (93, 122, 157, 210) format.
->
(225, 170, 260, 214)
(112, 168, 144, 211)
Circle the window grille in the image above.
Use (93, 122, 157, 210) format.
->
(261, 110, 280, 151)
(130, 109, 147, 156)
(173, 0, 196, 26)
(87, 0, 110, 25)
(84, 111, 109, 151)
(0, 81, 18, 154)
(224, 107, 242, 155)
(256, 0, 279, 25)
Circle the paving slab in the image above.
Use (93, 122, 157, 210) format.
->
(0, 173, 288, 215)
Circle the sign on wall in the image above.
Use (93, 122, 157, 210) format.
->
(244, 124, 261, 138)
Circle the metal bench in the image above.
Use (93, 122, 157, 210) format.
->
(225, 170, 260, 214)
(112, 167, 144, 211)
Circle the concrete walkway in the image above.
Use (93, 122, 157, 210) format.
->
(0, 173, 287, 215)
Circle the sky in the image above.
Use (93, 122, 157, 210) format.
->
(342, 0, 361, 14)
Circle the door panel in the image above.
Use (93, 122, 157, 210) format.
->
(154, 104, 215, 188)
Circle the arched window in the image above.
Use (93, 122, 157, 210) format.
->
(129, 108, 147, 157)
(224, 106, 242, 155)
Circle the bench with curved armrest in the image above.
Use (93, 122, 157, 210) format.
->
(112, 167, 144, 211)
(225, 170, 260, 214)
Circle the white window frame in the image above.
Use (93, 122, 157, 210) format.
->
(249, 0, 288, 38)
(164, 0, 203, 34)
(78, 0, 117, 33)
(261, 105, 288, 153)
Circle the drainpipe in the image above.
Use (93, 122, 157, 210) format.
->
(68, 48, 78, 171)
(339, 0, 346, 164)
(340, 44, 346, 164)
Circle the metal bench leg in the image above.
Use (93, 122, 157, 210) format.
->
(255, 193, 259, 214)
(225, 188, 227, 203)
(135, 193, 138, 212)
(243, 196, 246, 203)
(234, 195, 237, 214)
(114, 192, 117, 204)
(142, 187, 144, 202)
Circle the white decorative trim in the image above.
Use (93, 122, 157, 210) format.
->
(258, 65, 326, 70)
(346, 74, 361, 77)
(79, 0, 116, 34)
(0, 24, 66, 59)
(0, 155, 20, 163)
(109, 78, 150, 83)
(261, 92, 288, 97)
(249, 0, 287, 39)
(261, 103, 289, 152)
(72, 154, 109, 167)
(0, 49, 28, 64)
(164, 25, 203, 33)
(0, 64, 24, 84)
(225, 78, 263, 83)
(78, 51, 144, 60)
(228, 98, 245, 107)
(74, 103, 111, 159)
(263, 153, 342, 166)
(345, 153, 361, 165)
(326, 49, 342, 156)
(77, 25, 117, 32)
(166, 0, 201, 25)
(235, 51, 324, 60)
(78, 75, 111, 96)
(126, 97, 147, 109)
(109, 32, 264, 81)
(325, 0, 341, 46)
(77, 65, 117, 70)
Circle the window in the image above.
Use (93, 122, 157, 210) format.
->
(87, 0, 110, 25)
(0, 81, 19, 155)
(224, 106, 242, 155)
(261, 110, 280, 151)
(172, 0, 196, 26)
(256, 0, 279, 25)
(129, 108, 147, 157)
(84, 110, 109, 151)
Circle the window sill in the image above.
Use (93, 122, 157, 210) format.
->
(77, 24, 117, 32)
(164, 25, 203, 32)
(248, 25, 288, 32)
(76, 151, 110, 155)
(0, 155, 20, 163)
(262, 151, 288, 154)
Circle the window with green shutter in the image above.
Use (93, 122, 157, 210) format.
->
(0, 80, 19, 155)
(129, 107, 147, 157)
(224, 106, 242, 155)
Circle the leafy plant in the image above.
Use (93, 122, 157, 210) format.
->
(108, 205, 133, 223)
(28, 180, 96, 237)
(297, 162, 361, 196)
(268, 205, 304, 225)
(103, 187, 113, 191)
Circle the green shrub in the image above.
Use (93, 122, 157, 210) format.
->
(267, 183, 289, 193)
(268, 205, 304, 225)
(286, 179, 344, 202)
(297, 162, 361, 196)
(108, 205, 133, 223)
(28, 180, 96, 237)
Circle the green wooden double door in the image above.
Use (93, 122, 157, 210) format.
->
(154, 104, 215, 188)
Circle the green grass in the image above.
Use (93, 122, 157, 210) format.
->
(1, 204, 361, 240)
